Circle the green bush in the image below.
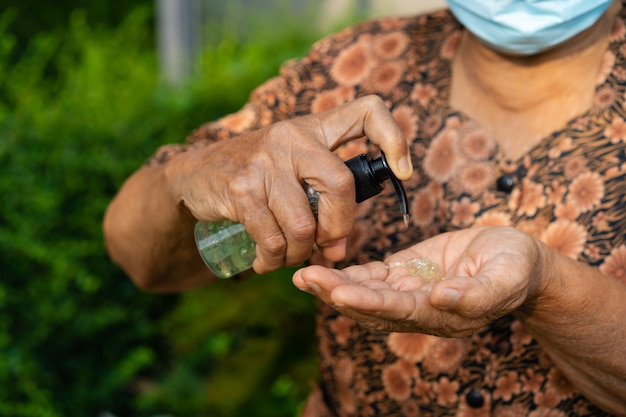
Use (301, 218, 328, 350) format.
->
(0, 4, 324, 416)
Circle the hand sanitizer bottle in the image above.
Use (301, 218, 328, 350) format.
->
(194, 152, 409, 278)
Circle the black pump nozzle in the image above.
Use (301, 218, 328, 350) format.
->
(344, 152, 410, 226)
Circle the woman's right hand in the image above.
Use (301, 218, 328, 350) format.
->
(168, 95, 413, 274)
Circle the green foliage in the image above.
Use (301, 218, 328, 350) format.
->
(0, 3, 321, 416)
(2, 0, 153, 57)
(137, 271, 318, 417)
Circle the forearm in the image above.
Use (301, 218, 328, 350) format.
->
(103, 161, 217, 293)
(516, 243, 626, 415)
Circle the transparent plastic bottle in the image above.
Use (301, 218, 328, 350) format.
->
(194, 152, 409, 278)
(195, 220, 256, 279)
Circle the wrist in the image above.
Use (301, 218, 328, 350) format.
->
(517, 238, 562, 318)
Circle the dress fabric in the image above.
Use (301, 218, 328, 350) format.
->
(154, 7, 626, 417)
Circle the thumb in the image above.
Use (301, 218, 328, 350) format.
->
(429, 277, 485, 314)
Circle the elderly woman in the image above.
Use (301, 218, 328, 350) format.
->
(104, 1, 626, 415)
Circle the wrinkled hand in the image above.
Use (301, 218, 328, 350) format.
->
(293, 227, 546, 338)
(167, 95, 413, 275)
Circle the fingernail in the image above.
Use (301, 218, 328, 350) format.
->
(305, 281, 321, 294)
(398, 155, 412, 175)
(438, 288, 460, 308)
(319, 238, 344, 249)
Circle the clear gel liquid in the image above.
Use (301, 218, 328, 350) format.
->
(385, 257, 444, 282)
(195, 220, 256, 278)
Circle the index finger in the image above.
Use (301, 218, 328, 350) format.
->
(315, 95, 413, 180)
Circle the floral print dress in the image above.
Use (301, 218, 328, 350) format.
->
(155, 6, 626, 417)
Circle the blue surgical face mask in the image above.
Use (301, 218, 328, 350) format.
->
(445, 0, 613, 55)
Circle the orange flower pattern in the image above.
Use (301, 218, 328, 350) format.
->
(152, 7, 626, 417)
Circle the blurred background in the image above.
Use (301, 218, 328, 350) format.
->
(0, 1, 443, 416)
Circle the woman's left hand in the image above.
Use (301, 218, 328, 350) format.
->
(292, 226, 546, 337)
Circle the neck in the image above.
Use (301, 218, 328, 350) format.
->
(449, 1, 620, 159)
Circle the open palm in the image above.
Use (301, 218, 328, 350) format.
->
(292, 226, 542, 337)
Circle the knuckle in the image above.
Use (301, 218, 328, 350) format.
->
(360, 94, 385, 109)
(324, 170, 356, 202)
(261, 232, 287, 255)
(265, 121, 285, 140)
(229, 176, 255, 199)
(336, 169, 355, 191)
(320, 164, 354, 192)
(287, 218, 317, 243)
(228, 156, 272, 200)
(269, 119, 302, 142)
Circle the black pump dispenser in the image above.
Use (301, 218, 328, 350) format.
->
(344, 152, 410, 224)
